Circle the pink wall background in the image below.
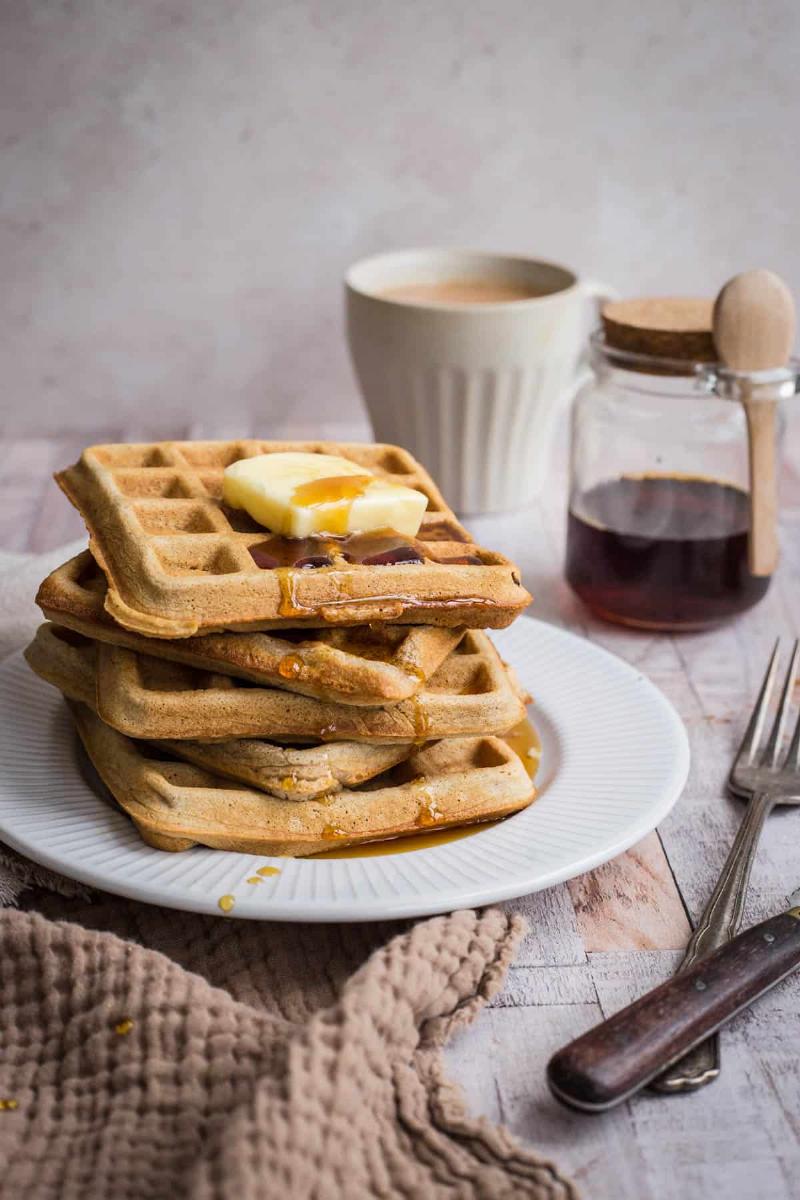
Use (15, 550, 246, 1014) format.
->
(3, 0, 800, 436)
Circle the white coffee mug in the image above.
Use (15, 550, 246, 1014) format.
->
(345, 248, 614, 513)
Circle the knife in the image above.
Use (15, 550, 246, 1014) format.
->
(547, 889, 800, 1112)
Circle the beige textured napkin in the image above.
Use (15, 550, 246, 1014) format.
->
(0, 546, 576, 1200)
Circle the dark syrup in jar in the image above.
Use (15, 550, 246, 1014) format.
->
(566, 475, 770, 630)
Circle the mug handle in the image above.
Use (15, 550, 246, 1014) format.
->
(565, 278, 620, 401)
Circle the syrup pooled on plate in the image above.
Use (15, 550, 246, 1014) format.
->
(566, 475, 770, 630)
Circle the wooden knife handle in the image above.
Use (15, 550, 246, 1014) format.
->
(547, 908, 800, 1112)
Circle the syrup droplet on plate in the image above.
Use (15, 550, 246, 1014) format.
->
(256, 865, 281, 877)
(218, 894, 235, 914)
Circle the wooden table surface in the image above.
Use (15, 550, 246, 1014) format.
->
(2, 420, 799, 1200)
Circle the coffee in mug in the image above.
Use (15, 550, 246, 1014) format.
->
(346, 249, 615, 514)
(379, 280, 546, 305)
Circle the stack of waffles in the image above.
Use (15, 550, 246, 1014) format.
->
(26, 440, 535, 856)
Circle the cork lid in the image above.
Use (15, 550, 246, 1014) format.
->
(601, 297, 715, 365)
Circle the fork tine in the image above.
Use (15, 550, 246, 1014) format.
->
(761, 639, 799, 767)
(782, 641, 800, 769)
(732, 639, 780, 772)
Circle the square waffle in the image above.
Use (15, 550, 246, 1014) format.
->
(25, 623, 527, 743)
(153, 738, 414, 801)
(55, 440, 531, 637)
(36, 551, 463, 706)
(23, 627, 413, 799)
(68, 701, 536, 855)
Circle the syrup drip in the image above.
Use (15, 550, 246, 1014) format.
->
(256, 864, 281, 877)
(246, 876, 264, 884)
(0, 1100, 18, 1111)
(402, 663, 427, 684)
(321, 823, 347, 840)
(218, 894, 236, 913)
(278, 654, 304, 680)
(503, 718, 541, 780)
(292, 474, 373, 537)
(114, 1018, 134, 1036)
(414, 785, 443, 828)
(292, 474, 373, 506)
(276, 569, 306, 619)
(410, 696, 431, 744)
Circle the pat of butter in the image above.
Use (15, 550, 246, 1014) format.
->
(222, 452, 428, 538)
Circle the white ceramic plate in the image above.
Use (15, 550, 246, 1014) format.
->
(0, 618, 689, 922)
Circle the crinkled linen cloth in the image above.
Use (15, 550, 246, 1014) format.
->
(0, 545, 576, 1200)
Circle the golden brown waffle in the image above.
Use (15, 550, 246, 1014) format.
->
(37, 551, 463, 706)
(153, 738, 414, 801)
(26, 623, 527, 743)
(55, 440, 531, 637)
(23, 627, 414, 798)
(68, 701, 535, 854)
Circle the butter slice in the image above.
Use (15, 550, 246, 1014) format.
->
(222, 452, 428, 538)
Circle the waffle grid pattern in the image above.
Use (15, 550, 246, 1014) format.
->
(56, 441, 531, 634)
(70, 700, 534, 855)
(25, 623, 526, 743)
(36, 552, 464, 706)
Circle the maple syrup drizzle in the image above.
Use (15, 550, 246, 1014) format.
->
(414, 784, 443, 828)
(246, 876, 264, 884)
(292, 474, 373, 537)
(278, 653, 304, 680)
(217, 894, 236, 913)
(276, 569, 306, 619)
(312, 718, 540, 859)
(256, 864, 281, 877)
(503, 718, 541, 780)
(410, 695, 431, 744)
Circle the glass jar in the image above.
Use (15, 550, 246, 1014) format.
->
(565, 331, 796, 631)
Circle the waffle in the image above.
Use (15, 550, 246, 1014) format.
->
(55, 440, 531, 637)
(26, 623, 527, 743)
(23, 627, 414, 799)
(68, 701, 536, 854)
(36, 552, 463, 706)
(153, 738, 414, 801)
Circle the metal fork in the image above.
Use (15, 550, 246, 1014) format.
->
(651, 638, 800, 1094)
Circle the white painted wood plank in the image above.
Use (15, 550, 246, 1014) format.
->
(590, 951, 797, 1200)
(503, 884, 586, 967)
(445, 1004, 656, 1200)
(568, 833, 691, 951)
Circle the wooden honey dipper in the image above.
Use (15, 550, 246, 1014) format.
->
(713, 269, 795, 576)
